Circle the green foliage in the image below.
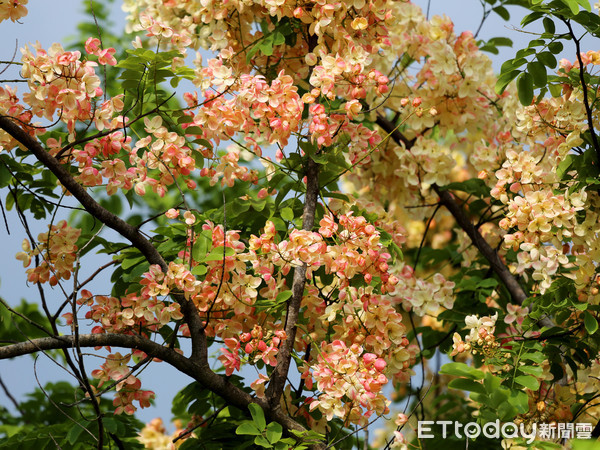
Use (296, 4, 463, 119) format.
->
(0, 381, 143, 449)
(497, 0, 600, 105)
(0, 298, 53, 347)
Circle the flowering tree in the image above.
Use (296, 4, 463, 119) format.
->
(1, 0, 600, 448)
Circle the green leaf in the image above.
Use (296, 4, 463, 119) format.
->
(489, 37, 513, 47)
(255, 435, 272, 448)
(204, 246, 236, 262)
(191, 264, 207, 276)
(548, 41, 564, 54)
(584, 311, 598, 334)
(66, 423, 86, 444)
(514, 375, 540, 391)
(236, 422, 262, 436)
(521, 11, 544, 27)
(576, 0, 592, 11)
(549, 82, 563, 97)
(560, 0, 581, 14)
(0, 163, 11, 188)
(538, 51, 558, 68)
(439, 362, 485, 380)
(519, 365, 544, 377)
(192, 234, 210, 261)
(493, 5, 510, 20)
(496, 69, 520, 95)
(484, 373, 502, 392)
(281, 207, 294, 222)
(557, 155, 576, 181)
(266, 422, 283, 444)
(543, 17, 556, 34)
(258, 34, 275, 57)
(248, 403, 266, 431)
(517, 72, 534, 105)
(508, 390, 530, 414)
(272, 31, 285, 46)
(275, 290, 293, 303)
(448, 378, 486, 394)
(122, 255, 145, 270)
(528, 61, 548, 87)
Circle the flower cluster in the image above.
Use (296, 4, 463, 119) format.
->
(347, 3, 519, 214)
(491, 95, 593, 293)
(218, 326, 287, 376)
(190, 69, 303, 157)
(199, 145, 259, 188)
(318, 212, 400, 293)
(63, 289, 184, 335)
(132, 115, 198, 197)
(20, 42, 104, 137)
(451, 313, 499, 358)
(140, 262, 200, 301)
(138, 418, 186, 449)
(0, 85, 40, 152)
(15, 220, 81, 286)
(91, 352, 155, 415)
(307, 103, 382, 165)
(307, 341, 390, 426)
(0, 0, 27, 23)
(393, 264, 456, 316)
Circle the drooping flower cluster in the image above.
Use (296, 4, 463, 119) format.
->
(0, 0, 27, 23)
(91, 352, 154, 415)
(348, 3, 515, 211)
(20, 42, 111, 137)
(189, 69, 303, 156)
(218, 326, 287, 376)
(393, 264, 456, 316)
(138, 418, 186, 449)
(63, 289, 184, 335)
(15, 220, 81, 286)
(491, 92, 599, 293)
(307, 341, 390, 426)
(0, 85, 40, 151)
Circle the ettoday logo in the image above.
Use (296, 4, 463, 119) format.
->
(417, 420, 593, 444)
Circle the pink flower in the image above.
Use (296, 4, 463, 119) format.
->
(165, 208, 179, 219)
(183, 211, 196, 225)
(84, 37, 101, 54)
(97, 48, 117, 66)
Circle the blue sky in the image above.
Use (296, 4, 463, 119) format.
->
(0, 0, 587, 433)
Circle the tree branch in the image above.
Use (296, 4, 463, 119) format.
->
(434, 186, 554, 329)
(265, 157, 319, 409)
(373, 114, 554, 327)
(0, 116, 322, 446)
(0, 115, 206, 365)
(563, 19, 600, 166)
(375, 114, 416, 148)
(0, 333, 311, 437)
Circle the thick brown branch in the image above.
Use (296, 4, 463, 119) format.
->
(0, 116, 165, 270)
(434, 186, 554, 328)
(374, 115, 554, 328)
(0, 334, 309, 436)
(0, 116, 317, 444)
(265, 157, 320, 408)
(0, 115, 206, 360)
(375, 114, 416, 148)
